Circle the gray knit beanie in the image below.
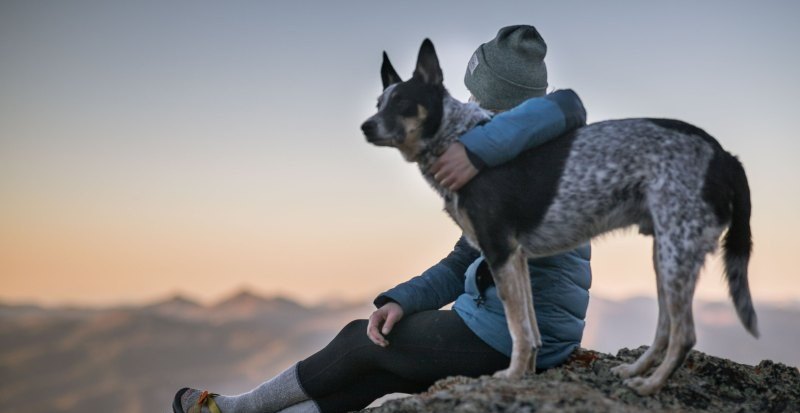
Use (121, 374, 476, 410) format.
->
(464, 25, 548, 110)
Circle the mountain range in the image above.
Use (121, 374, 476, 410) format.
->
(1, 291, 797, 413)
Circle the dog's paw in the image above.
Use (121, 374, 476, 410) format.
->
(492, 368, 523, 380)
(623, 376, 662, 396)
(492, 368, 512, 379)
(610, 363, 637, 379)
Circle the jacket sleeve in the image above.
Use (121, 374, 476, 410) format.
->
(459, 89, 587, 169)
(373, 236, 480, 314)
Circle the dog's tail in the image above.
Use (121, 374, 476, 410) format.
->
(721, 154, 758, 338)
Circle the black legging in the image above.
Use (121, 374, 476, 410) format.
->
(296, 310, 510, 413)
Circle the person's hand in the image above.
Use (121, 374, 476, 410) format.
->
(431, 142, 479, 191)
(367, 302, 404, 347)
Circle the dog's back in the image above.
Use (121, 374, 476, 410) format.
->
(536, 118, 720, 249)
(459, 118, 710, 252)
(459, 117, 756, 335)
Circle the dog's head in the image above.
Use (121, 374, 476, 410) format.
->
(361, 39, 446, 162)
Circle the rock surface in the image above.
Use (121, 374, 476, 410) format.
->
(365, 347, 800, 413)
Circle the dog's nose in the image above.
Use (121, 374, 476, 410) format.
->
(361, 120, 377, 139)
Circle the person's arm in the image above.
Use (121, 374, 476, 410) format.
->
(373, 235, 479, 313)
(367, 235, 479, 346)
(432, 89, 586, 191)
(461, 89, 587, 167)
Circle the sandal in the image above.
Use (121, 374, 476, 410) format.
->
(173, 388, 222, 413)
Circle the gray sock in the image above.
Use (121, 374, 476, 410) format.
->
(180, 363, 310, 413)
(218, 363, 310, 413)
(277, 400, 321, 413)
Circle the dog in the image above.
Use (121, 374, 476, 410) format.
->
(360, 39, 757, 395)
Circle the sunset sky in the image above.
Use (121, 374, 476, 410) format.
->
(2, 1, 799, 308)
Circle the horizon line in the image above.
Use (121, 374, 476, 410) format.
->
(2, 287, 799, 311)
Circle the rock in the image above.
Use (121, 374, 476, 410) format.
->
(363, 347, 800, 413)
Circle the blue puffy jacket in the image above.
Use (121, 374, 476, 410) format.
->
(375, 90, 592, 369)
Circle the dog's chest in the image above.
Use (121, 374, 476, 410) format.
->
(444, 195, 480, 249)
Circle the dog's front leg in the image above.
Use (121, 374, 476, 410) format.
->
(489, 247, 540, 379)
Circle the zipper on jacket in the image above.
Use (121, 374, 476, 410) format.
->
(473, 294, 485, 307)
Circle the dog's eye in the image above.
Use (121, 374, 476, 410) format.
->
(396, 99, 417, 117)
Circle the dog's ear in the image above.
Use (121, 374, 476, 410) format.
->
(414, 38, 443, 85)
(381, 52, 402, 90)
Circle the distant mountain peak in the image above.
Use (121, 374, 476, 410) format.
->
(146, 293, 202, 309)
(211, 289, 305, 319)
(216, 289, 270, 307)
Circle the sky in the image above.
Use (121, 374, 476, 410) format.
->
(1, 1, 799, 308)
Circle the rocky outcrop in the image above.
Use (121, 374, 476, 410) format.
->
(366, 347, 800, 413)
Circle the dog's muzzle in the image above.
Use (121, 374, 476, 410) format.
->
(361, 120, 379, 142)
(361, 119, 396, 146)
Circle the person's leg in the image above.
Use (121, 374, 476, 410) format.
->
(274, 370, 425, 413)
(297, 310, 509, 412)
(309, 370, 427, 413)
(174, 310, 507, 413)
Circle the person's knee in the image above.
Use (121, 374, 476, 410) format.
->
(337, 319, 370, 344)
(325, 319, 378, 366)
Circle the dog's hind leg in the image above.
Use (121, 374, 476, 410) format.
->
(488, 246, 540, 379)
(612, 238, 671, 379)
(522, 259, 540, 373)
(623, 226, 716, 395)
